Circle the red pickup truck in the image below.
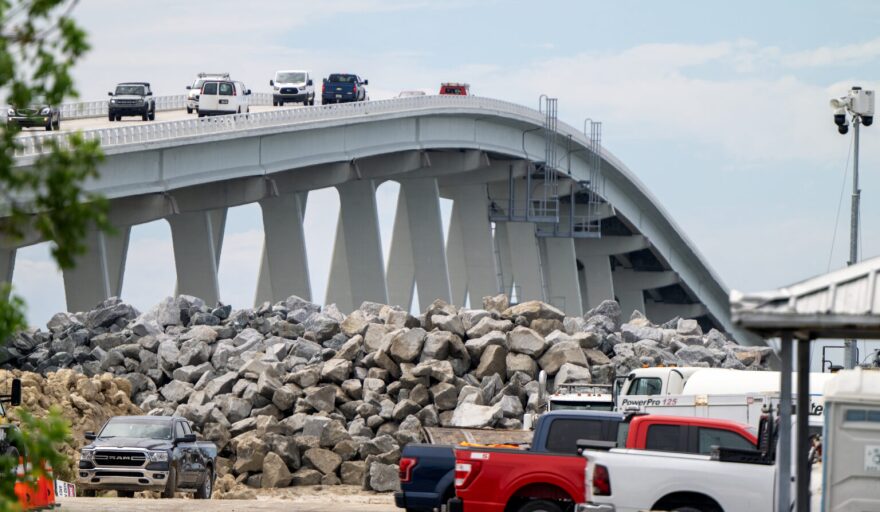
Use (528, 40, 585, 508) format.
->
(449, 415, 757, 512)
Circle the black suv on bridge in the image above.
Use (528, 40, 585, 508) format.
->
(108, 82, 156, 121)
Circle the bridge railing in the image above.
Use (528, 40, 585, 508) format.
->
(57, 93, 275, 120)
(14, 95, 546, 158)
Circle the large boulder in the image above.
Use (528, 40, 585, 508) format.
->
(474, 345, 507, 380)
(450, 403, 501, 428)
(502, 300, 565, 323)
(261, 452, 293, 488)
(304, 447, 342, 475)
(538, 341, 588, 375)
(507, 327, 548, 357)
(389, 328, 426, 363)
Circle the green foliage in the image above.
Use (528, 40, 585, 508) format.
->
(0, 408, 70, 512)
(0, 0, 108, 509)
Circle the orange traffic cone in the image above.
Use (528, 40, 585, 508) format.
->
(13, 457, 36, 510)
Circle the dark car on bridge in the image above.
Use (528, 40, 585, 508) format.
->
(108, 82, 156, 122)
(78, 415, 216, 499)
(6, 97, 61, 131)
(322, 73, 368, 104)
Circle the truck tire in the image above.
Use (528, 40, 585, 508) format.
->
(673, 508, 705, 512)
(117, 490, 134, 498)
(187, 106, 193, 114)
(161, 466, 177, 499)
(108, 112, 114, 121)
(142, 108, 148, 121)
(517, 501, 564, 512)
(194, 467, 213, 499)
(149, 107, 156, 121)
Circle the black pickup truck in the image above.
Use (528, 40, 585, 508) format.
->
(321, 73, 368, 104)
(396, 410, 625, 512)
(77, 415, 216, 499)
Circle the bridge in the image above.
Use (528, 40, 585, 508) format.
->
(8, 94, 760, 345)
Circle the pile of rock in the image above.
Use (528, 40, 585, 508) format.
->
(2, 294, 773, 491)
(0, 368, 142, 479)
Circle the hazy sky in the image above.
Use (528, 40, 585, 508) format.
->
(11, 0, 880, 366)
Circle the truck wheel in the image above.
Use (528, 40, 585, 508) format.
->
(161, 466, 177, 499)
(149, 108, 156, 121)
(194, 467, 213, 499)
(187, 106, 193, 114)
(141, 109, 148, 121)
(108, 112, 114, 121)
(117, 490, 134, 498)
(517, 501, 564, 512)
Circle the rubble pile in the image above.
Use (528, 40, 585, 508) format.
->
(1, 294, 773, 491)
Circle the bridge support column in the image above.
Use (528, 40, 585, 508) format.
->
(256, 192, 311, 304)
(0, 248, 15, 297)
(612, 269, 679, 319)
(168, 210, 224, 305)
(540, 237, 583, 315)
(326, 180, 388, 312)
(575, 236, 648, 311)
(62, 228, 130, 312)
(446, 184, 498, 307)
(386, 178, 451, 310)
(500, 222, 543, 303)
(493, 223, 514, 297)
(645, 300, 707, 323)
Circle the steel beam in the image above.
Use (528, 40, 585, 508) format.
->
(612, 269, 679, 318)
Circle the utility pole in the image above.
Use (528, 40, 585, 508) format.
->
(831, 86, 874, 369)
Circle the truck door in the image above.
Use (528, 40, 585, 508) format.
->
(174, 421, 195, 485)
(181, 421, 205, 477)
(643, 424, 688, 452)
(200, 81, 218, 112)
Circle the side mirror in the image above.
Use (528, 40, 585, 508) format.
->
(269, 80, 274, 86)
(364, 79, 369, 85)
(179, 433, 197, 443)
(84, 431, 96, 441)
(246, 89, 252, 95)
(107, 92, 113, 96)
(307, 79, 313, 86)
(323, 78, 328, 83)
(185, 85, 191, 90)
(146, 92, 152, 96)
(10, 378, 20, 406)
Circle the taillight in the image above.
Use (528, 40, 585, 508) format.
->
(454, 461, 481, 489)
(592, 464, 611, 496)
(352, 84, 357, 95)
(322, 83, 326, 93)
(399, 457, 416, 483)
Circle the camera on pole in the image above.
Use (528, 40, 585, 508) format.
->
(830, 86, 875, 134)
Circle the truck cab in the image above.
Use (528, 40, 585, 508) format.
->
(440, 83, 470, 95)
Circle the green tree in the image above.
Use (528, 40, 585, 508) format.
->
(0, 0, 107, 509)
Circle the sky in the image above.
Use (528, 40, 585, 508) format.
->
(10, 0, 880, 366)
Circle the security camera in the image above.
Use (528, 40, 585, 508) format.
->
(830, 97, 851, 110)
(833, 106, 848, 127)
(864, 116, 874, 126)
(839, 124, 849, 135)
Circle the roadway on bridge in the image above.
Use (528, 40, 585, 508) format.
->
(15, 105, 289, 135)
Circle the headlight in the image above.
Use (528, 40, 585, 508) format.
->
(80, 449, 95, 462)
(148, 451, 168, 462)
(110, 99, 116, 103)
(6, 108, 14, 116)
(274, 86, 280, 91)
(39, 107, 50, 115)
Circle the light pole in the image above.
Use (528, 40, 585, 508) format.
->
(831, 86, 875, 369)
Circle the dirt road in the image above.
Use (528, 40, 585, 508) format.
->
(58, 496, 395, 511)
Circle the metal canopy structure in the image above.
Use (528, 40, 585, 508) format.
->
(731, 254, 880, 512)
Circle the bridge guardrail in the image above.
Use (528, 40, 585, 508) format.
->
(56, 93, 274, 120)
(13, 96, 547, 158)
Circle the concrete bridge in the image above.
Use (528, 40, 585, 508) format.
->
(8, 95, 759, 344)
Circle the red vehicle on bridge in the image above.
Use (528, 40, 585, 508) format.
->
(440, 83, 470, 96)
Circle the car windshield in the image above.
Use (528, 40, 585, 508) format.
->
(99, 420, 172, 440)
(276, 72, 306, 83)
(192, 79, 205, 89)
(115, 85, 144, 95)
(328, 74, 356, 83)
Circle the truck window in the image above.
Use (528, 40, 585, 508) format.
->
(697, 428, 755, 454)
(182, 422, 193, 436)
(328, 74, 356, 83)
(545, 419, 605, 454)
(174, 422, 186, 439)
(203, 82, 218, 95)
(219, 82, 234, 96)
(628, 377, 662, 395)
(645, 424, 681, 452)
